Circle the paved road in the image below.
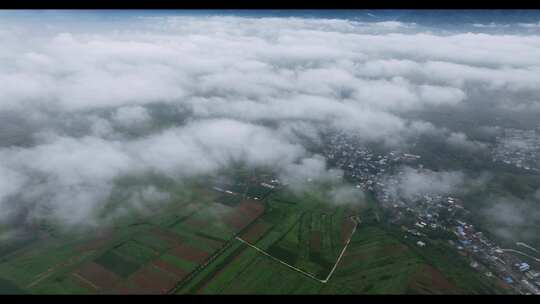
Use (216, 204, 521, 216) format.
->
(322, 220, 358, 283)
(516, 242, 540, 254)
(501, 248, 540, 262)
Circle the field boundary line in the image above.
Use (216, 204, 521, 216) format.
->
(235, 236, 324, 283)
(26, 252, 89, 289)
(322, 219, 358, 283)
(235, 215, 360, 284)
(72, 273, 100, 291)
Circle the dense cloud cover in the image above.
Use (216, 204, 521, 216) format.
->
(1, 13, 540, 232)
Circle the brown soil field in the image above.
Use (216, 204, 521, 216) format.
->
(70, 273, 99, 293)
(74, 261, 122, 291)
(191, 234, 225, 249)
(152, 259, 190, 279)
(310, 231, 322, 253)
(224, 200, 265, 231)
(242, 221, 271, 243)
(170, 243, 210, 264)
(408, 264, 458, 294)
(236, 200, 265, 218)
(129, 265, 178, 294)
(224, 212, 252, 231)
(76, 235, 113, 253)
(151, 228, 184, 246)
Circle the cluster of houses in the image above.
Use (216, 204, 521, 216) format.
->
(320, 131, 540, 294)
(492, 127, 540, 172)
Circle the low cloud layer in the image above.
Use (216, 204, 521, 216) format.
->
(328, 185, 366, 207)
(0, 118, 314, 227)
(1, 13, 540, 232)
(385, 167, 466, 201)
(482, 196, 540, 241)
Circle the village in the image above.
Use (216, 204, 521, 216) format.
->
(321, 131, 540, 295)
(492, 127, 540, 173)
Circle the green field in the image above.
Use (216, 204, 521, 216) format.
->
(177, 184, 505, 295)
(0, 174, 508, 294)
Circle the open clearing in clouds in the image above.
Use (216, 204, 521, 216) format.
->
(1, 13, 540, 234)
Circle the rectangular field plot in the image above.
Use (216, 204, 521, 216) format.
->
(169, 244, 211, 264)
(0, 239, 87, 288)
(152, 258, 191, 279)
(132, 232, 172, 253)
(30, 275, 93, 295)
(265, 209, 350, 279)
(171, 204, 238, 241)
(320, 226, 437, 294)
(241, 220, 272, 243)
(159, 253, 198, 272)
(223, 200, 265, 232)
(164, 228, 225, 255)
(73, 261, 123, 292)
(217, 255, 323, 294)
(113, 241, 160, 265)
(93, 250, 141, 278)
(127, 264, 179, 294)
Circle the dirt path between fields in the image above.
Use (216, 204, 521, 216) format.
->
(235, 216, 360, 284)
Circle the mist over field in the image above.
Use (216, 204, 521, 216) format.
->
(0, 10, 539, 244)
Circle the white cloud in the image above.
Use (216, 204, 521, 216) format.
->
(0, 118, 315, 227)
(387, 167, 466, 201)
(279, 155, 343, 191)
(482, 197, 540, 241)
(0, 14, 539, 230)
(0, 165, 25, 206)
(446, 132, 486, 151)
(328, 185, 366, 206)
